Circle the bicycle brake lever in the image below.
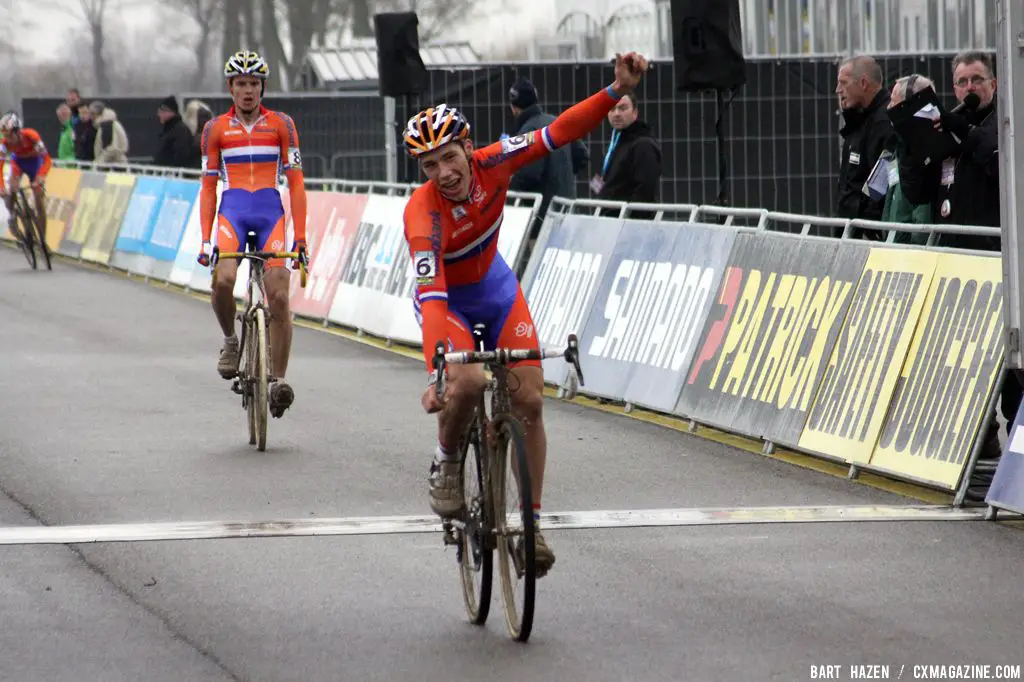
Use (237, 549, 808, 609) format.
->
(432, 342, 447, 400)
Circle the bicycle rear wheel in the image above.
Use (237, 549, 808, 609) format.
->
(493, 413, 535, 642)
(252, 307, 269, 451)
(457, 414, 493, 625)
(30, 201, 51, 271)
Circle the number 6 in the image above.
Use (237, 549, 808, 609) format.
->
(416, 256, 432, 276)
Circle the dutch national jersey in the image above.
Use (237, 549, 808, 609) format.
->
(403, 86, 625, 370)
(0, 128, 52, 192)
(199, 105, 307, 244)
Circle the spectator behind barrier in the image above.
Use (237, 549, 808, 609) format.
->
(834, 55, 895, 238)
(506, 77, 589, 273)
(74, 103, 97, 161)
(182, 99, 214, 169)
(882, 74, 933, 242)
(896, 50, 1000, 251)
(153, 95, 193, 168)
(592, 92, 662, 218)
(88, 100, 129, 165)
(55, 103, 76, 161)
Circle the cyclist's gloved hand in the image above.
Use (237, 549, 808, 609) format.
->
(292, 239, 308, 269)
(197, 241, 212, 267)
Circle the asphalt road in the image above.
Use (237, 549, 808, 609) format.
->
(0, 248, 1021, 682)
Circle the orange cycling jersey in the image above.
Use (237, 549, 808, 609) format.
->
(0, 128, 52, 193)
(404, 86, 625, 371)
(199, 105, 307, 247)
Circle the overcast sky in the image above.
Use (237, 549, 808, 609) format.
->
(19, 1, 558, 65)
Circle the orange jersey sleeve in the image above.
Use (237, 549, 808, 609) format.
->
(276, 113, 307, 244)
(199, 118, 221, 243)
(23, 130, 51, 180)
(474, 86, 622, 176)
(404, 188, 449, 372)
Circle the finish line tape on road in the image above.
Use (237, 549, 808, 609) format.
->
(0, 505, 986, 545)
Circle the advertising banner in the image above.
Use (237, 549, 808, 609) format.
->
(81, 173, 136, 264)
(575, 220, 736, 412)
(60, 171, 108, 258)
(870, 253, 1004, 489)
(144, 179, 200, 280)
(798, 248, 938, 463)
(42, 167, 82, 252)
(288, 191, 367, 320)
(110, 176, 167, 273)
(676, 233, 869, 445)
(523, 214, 624, 387)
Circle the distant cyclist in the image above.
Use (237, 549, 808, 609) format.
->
(0, 112, 51, 238)
(197, 50, 309, 417)
(402, 52, 649, 576)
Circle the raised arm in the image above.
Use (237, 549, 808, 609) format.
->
(474, 52, 650, 175)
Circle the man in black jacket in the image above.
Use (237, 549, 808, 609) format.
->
(898, 51, 999, 251)
(153, 95, 193, 168)
(835, 55, 894, 237)
(594, 92, 661, 214)
(507, 78, 588, 246)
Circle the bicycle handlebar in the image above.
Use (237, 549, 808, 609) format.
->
(211, 248, 308, 289)
(431, 334, 585, 401)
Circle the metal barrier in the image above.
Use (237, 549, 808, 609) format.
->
(48, 159, 1006, 505)
(537, 195, 1006, 506)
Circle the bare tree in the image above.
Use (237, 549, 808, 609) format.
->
(169, 0, 223, 89)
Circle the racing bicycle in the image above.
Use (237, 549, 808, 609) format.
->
(211, 235, 307, 452)
(6, 185, 51, 271)
(433, 327, 585, 643)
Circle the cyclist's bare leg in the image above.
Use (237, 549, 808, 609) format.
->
(428, 362, 486, 517)
(264, 268, 292, 378)
(31, 185, 46, 231)
(211, 258, 239, 337)
(508, 365, 547, 505)
(509, 364, 555, 574)
(439, 363, 487, 449)
(264, 267, 295, 416)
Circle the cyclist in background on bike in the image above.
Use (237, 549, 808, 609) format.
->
(197, 50, 309, 418)
(0, 112, 51, 239)
(403, 52, 649, 576)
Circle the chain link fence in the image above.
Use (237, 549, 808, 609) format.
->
(22, 51, 972, 217)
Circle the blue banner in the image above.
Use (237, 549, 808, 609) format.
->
(986, 392, 1024, 515)
(522, 214, 624, 387)
(144, 179, 200, 262)
(115, 176, 167, 254)
(576, 220, 737, 412)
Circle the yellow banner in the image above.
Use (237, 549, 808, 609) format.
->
(66, 172, 108, 248)
(869, 253, 1004, 489)
(81, 173, 136, 264)
(42, 167, 82, 252)
(798, 248, 938, 463)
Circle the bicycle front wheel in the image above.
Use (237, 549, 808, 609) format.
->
(492, 413, 535, 642)
(457, 416, 493, 625)
(13, 195, 36, 270)
(253, 307, 269, 451)
(31, 205, 51, 271)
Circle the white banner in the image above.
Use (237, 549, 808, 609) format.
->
(326, 193, 408, 337)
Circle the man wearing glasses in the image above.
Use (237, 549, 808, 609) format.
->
(897, 50, 999, 250)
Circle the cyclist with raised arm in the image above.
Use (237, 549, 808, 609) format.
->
(0, 112, 51, 238)
(402, 52, 649, 576)
(197, 50, 309, 418)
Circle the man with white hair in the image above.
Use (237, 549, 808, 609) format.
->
(881, 74, 934, 231)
